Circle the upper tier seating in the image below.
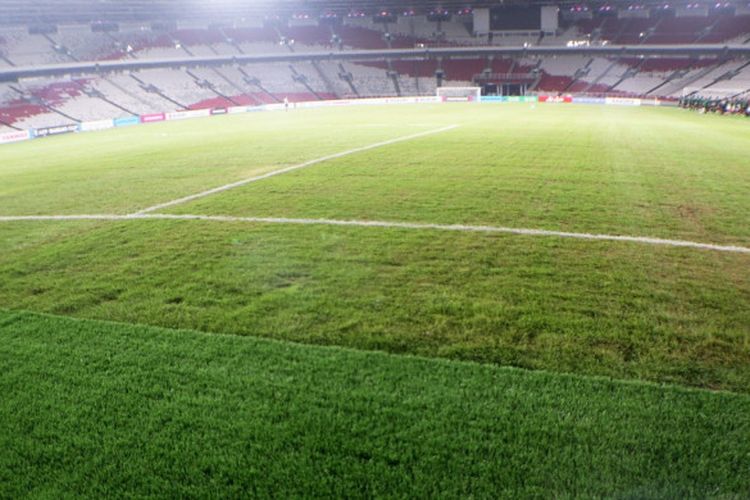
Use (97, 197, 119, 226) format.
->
(1, 13, 750, 129)
(1, 12, 749, 68)
(570, 14, 750, 45)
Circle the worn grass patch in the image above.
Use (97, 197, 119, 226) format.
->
(0, 219, 748, 392)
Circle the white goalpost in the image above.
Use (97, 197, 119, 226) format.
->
(436, 86, 482, 102)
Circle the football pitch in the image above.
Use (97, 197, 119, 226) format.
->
(1, 103, 749, 496)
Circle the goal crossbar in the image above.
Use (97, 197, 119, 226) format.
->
(437, 86, 481, 102)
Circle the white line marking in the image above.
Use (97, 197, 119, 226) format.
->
(0, 215, 123, 221)
(132, 124, 460, 215)
(1, 213, 748, 254)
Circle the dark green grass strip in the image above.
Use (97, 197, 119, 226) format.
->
(1, 310, 748, 498)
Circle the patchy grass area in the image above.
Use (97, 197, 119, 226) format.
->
(1, 310, 749, 498)
(0, 219, 748, 392)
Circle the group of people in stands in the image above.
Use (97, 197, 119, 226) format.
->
(679, 95, 750, 117)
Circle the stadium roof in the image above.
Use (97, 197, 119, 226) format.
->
(0, 0, 747, 25)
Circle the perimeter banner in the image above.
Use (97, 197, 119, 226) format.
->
(140, 113, 165, 123)
(0, 129, 32, 144)
(480, 96, 539, 103)
(33, 124, 79, 137)
(80, 119, 115, 131)
(506, 96, 538, 103)
(538, 95, 573, 103)
(605, 97, 642, 106)
(166, 109, 211, 121)
(114, 116, 140, 127)
(294, 96, 441, 110)
(640, 99, 663, 107)
(573, 97, 606, 105)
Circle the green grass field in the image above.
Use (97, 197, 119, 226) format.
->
(2, 310, 749, 498)
(1, 103, 749, 495)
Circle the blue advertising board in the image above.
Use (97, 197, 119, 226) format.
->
(114, 116, 140, 127)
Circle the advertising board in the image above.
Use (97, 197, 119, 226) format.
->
(80, 119, 115, 131)
(0, 130, 32, 144)
(114, 116, 140, 127)
(33, 124, 79, 137)
(140, 113, 166, 123)
(166, 109, 211, 121)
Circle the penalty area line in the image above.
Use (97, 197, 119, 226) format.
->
(130, 124, 460, 215)
(0, 213, 749, 255)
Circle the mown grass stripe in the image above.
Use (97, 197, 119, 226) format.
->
(1, 309, 749, 497)
(131, 124, 460, 214)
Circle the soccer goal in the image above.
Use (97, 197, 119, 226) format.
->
(437, 87, 482, 102)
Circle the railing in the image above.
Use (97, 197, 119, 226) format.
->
(473, 73, 536, 82)
(526, 90, 679, 101)
(4, 45, 750, 82)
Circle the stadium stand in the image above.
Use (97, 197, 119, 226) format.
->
(1, 7, 750, 128)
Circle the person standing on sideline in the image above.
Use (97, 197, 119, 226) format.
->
(284, 96, 289, 111)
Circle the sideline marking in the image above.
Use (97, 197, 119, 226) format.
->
(132, 124, 460, 215)
(1, 213, 748, 254)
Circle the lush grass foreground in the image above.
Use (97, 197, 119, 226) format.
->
(1, 309, 749, 497)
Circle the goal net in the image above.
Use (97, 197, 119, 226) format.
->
(437, 87, 481, 102)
